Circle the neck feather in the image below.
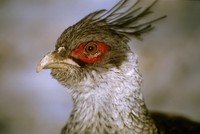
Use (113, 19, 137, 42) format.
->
(63, 52, 157, 134)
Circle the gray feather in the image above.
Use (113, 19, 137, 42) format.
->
(77, 0, 166, 37)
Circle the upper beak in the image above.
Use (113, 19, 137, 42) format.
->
(36, 51, 80, 73)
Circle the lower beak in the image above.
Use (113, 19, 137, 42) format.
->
(36, 51, 80, 73)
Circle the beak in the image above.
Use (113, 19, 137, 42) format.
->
(36, 51, 80, 73)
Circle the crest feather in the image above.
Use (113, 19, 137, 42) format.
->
(77, 0, 166, 37)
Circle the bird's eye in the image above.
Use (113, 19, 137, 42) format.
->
(84, 42, 98, 55)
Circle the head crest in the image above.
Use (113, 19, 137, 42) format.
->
(76, 0, 166, 37)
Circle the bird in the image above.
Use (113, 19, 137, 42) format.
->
(36, 0, 200, 134)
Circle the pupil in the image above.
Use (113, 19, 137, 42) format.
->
(88, 46, 94, 51)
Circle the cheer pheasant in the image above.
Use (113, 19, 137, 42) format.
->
(37, 0, 200, 133)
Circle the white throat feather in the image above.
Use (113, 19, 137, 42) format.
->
(63, 52, 157, 134)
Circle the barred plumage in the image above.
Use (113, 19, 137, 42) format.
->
(37, 0, 200, 134)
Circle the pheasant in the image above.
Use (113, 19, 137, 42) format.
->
(37, 0, 200, 133)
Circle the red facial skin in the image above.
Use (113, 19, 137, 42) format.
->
(70, 41, 110, 63)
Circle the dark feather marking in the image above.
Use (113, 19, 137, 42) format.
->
(69, 56, 86, 67)
(151, 112, 200, 134)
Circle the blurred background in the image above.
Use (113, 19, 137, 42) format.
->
(0, 0, 200, 134)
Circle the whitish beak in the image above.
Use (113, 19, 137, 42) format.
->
(36, 51, 80, 73)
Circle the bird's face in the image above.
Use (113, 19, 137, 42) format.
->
(37, 23, 130, 88)
(36, 0, 165, 89)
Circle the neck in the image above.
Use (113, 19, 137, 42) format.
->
(62, 52, 157, 134)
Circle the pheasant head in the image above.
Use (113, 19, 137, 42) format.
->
(37, 0, 166, 133)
